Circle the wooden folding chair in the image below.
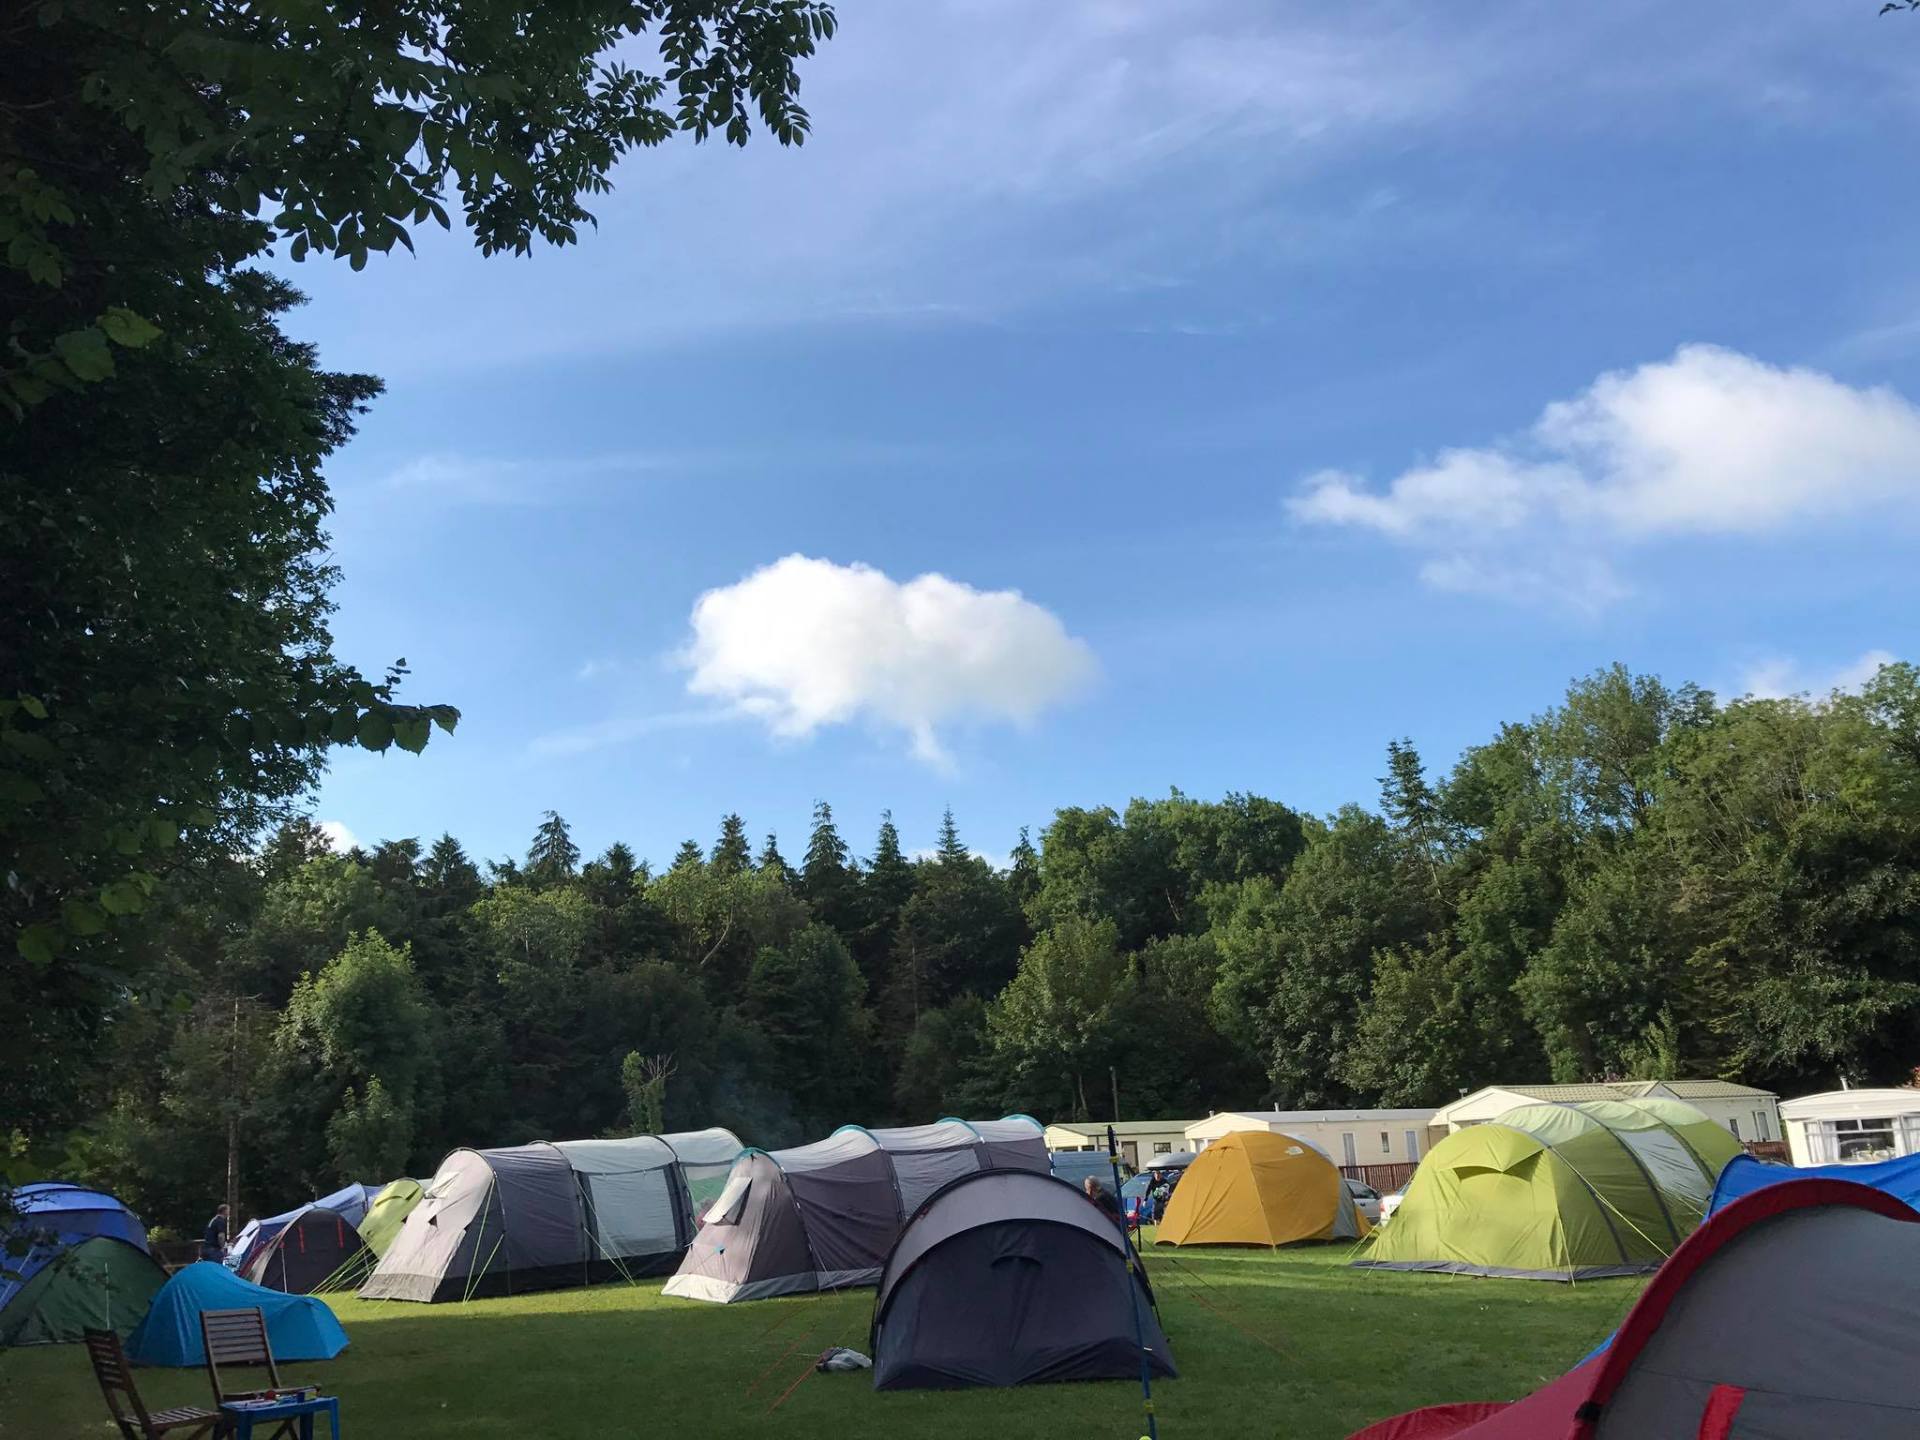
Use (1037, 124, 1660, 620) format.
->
(84, 1328, 227, 1440)
(200, 1308, 308, 1439)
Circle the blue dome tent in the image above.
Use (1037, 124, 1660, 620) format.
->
(127, 1263, 348, 1366)
(1710, 1152, 1920, 1215)
(10, 1182, 148, 1251)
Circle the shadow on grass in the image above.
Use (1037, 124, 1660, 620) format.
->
(0, 1258, 1643, 1440)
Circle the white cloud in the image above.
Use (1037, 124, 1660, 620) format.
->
(316, 820, 360, 853)
(1737, 648, 1898, 702)
(1291, 345, 1920, 605)
(680, 555, 1096, 767)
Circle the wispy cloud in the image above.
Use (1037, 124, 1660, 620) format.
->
(1736, 648, 1899, 702)
(526, 708, 732, 760)
(1291, 345, 1920, 610)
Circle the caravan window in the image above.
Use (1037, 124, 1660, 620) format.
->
(1830, 1118, 1897, 1161)
(704, 1171, 752, 1226)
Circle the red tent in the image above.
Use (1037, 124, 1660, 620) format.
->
(1347, 1178, 1920, 1439)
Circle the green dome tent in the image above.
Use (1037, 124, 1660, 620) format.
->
(1354, 1097, 1744, 1281)
(357, 1178, 424, 1258)
(0, 1236, 167, 1346)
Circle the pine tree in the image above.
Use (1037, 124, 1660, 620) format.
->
(711, 813, 752, 877)
(935, 807, 968, 864)
(801, 800, 860, 936)
(855, 811, 916, 998)
(1380, 740, 1448, 903)
(421, 834, 483, 911)
(525, 810, 581, 887)
(669, 839, 704, 873)
(1007, 826, 1041, 911)
(758, 832, 794, 886)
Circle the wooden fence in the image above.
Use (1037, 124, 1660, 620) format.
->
(1340, 1162, 1417, 1193)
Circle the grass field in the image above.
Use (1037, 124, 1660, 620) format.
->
(0, 1241, 1644, 1439)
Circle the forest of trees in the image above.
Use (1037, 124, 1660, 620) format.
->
(24, 661, 1920, 1234)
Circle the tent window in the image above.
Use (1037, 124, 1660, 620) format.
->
(704, 1173, 752, 1226)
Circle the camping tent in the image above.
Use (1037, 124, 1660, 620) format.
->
(871, 1169, 1176, 1389)
(664, 1115, 1050, 1304)
(227, 1180, 379, 1273)
(1155, 1130, 1370, 1247)
(10, 1182, 148, 1252)
(1709, 1151, 1920, 1215)
(128, 1263, 348, 1366)
(0, 1236, 167, 1347)
(357, 1178, 424, 1257)
(1345, 1179, 1920, 1439)
(1353, 1098, 1743, 1281)
(359, 1126, 742, 1302)
(241, 1205, 370, 1294)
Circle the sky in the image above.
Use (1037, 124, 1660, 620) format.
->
(290, 0, 1920, 871)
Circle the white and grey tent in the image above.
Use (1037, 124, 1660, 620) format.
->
(359, 1126, 740, 1303)
(871, 1168, 1177, 1390)
(663, 1115, 1049, 1304)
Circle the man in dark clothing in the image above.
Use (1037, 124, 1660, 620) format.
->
(1082, 1176, 1123, 1225)
(202, 1203, 229, 1262)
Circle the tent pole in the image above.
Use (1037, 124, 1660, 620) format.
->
(1108, 1124, 1159, 1440)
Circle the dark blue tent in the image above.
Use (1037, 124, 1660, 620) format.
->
(227, 1181, 378, 1272)
(127, 1263, 349, 1366)
(10, 1182, 148, 1251)
(1710, 1153, 1920, 1215)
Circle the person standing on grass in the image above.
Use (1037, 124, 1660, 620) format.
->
(1083, 1176, 1123, 1226)
(202, 1203, 229, 1262)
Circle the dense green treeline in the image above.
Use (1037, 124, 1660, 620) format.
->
(28, 662, 1920, 1232)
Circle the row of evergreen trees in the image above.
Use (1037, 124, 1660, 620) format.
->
(45, 662, 1920, 1232)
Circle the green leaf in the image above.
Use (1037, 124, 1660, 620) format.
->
(17, 695, 47, 719)
(51, 326, 115, 382)
(0, 771, 45, 805)
(99, 879, 150, 916)
(356, 711, 393, 751)
(329, 706, 359, 744)
(99, 306, 162, 349)
(428, 705, 461, 735)
(147, 816, 178, 849)
(392, 716, 431, 754)
(61, 898, 107, 936)
(18, 923, 61, 967)
(1, 728, 55, 761)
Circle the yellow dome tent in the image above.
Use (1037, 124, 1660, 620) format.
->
(1154, 1131, 1370, 1247)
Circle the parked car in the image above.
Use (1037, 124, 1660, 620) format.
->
(1344, 1177, 1383, 1225)
(1378, 1187, 1405, 1225)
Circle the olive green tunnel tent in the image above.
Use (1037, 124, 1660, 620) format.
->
(1354, 1097, 1744, 1281)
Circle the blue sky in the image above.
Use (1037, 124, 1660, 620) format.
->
(289, 0, 1920, 870)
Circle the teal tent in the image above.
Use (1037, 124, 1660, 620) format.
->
(127, 1263, 348, 1366)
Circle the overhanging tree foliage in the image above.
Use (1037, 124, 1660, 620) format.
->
(0, 0, 837, 1135)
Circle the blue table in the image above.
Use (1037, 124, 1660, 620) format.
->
(220, 1394, 341, 1439)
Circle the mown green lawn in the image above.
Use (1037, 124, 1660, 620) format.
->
(0, 1241, 1642, 1439)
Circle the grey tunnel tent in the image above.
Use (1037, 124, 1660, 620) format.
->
(871, 1168, 1177, 1390)
(359, 1126, 740, 1302)
(663, 1115, 1050, 1304)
